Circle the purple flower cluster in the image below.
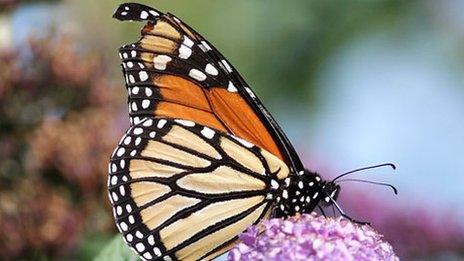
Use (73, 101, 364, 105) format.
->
(228, 212, 398, 261)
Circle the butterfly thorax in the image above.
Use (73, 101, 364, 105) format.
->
(273, 169, 331, 218)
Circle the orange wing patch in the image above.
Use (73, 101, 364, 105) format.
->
(119, 11, 287, 163)
(208, 88, 284, 160)
(152, 75, 284, 160)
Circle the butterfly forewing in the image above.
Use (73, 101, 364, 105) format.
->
(113, 3, 304, 164)
(108, 118, 289, 260)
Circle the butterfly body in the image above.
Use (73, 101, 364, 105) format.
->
(109, 3, 339, 260)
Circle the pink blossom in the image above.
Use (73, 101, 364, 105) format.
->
(228, 213, 398, 261)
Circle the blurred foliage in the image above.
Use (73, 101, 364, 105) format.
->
(0, 34, 127, 259)
(94, 235, 138, 261)
(1, 0, 462, 260)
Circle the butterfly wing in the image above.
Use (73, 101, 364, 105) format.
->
(113, 3, 304, 172)
(108, 118, 289, 260)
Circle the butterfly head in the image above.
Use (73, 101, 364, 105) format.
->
(319, 180, 341, 207)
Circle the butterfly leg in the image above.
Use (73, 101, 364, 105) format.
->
(329, 197, 371, 226)
(317, 205, 327, 218)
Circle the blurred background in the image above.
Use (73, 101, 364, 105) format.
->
(1, 0, 463, 260)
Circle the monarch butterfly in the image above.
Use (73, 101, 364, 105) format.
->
(108, 3, 395, 261)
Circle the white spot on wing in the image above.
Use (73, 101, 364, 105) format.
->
(116, 148, 125, 157)
(201, 127, 215, 139)
(131, 102, 138, 111)
(142, 99, 150, 109)
(148, 235, 155, 245)
(189, 69, 207, 81)
(139, 71, 149, 81)
(199, 41, 212, 52)
(157, 119, 167, 129)
(178, 45, 192, 59)
(221, 60, 232, 72)
(175, 119, 195, 127)
(111, 176, 118, 185)
(245, 87, 256, 98)
(232, 136, 253, 148)
(227, 81, 238, 92)
(142, 119, 153, 127)
(140, 11, 149, 19)
(154, 248, 162, 257)
(153, 55, 172, 70)
(183, 36, 194, 47)
(145, 87, 153, 96)
(135, 242, 145, 252)
(143, 252, 153, 260)
(120, 221, 128, 231)
(132, 87, 139, 94)
(205, 63, 218, 76)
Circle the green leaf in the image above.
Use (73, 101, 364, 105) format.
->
(94, 235, 139, 261)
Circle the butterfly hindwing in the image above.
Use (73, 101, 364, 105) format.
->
(108, 118, 290, 260)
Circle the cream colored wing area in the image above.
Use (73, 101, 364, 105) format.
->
(147, 20, 182, 40)
(130, 182, 170, 207)
(260, 149, 290, 180)
(139, 35, 176, 53)
(219, 137, 265, 174)
(141, 140, 211, 168)
(176, 204, 267, 261)
(162, 125, 221, 159)
(140, 195, 201, 230)
(200, 239, 239, 261)
(129, 159, 185, 179)
(176, 166, 266, 194)
(160, 196, 264, 250)
(109, 117, 292, 261)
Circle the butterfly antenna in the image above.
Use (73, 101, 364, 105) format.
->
(331, 163, 396, 183)
(336, 178, 398, 194)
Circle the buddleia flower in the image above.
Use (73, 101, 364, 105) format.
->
(228, 212, 399, 261)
